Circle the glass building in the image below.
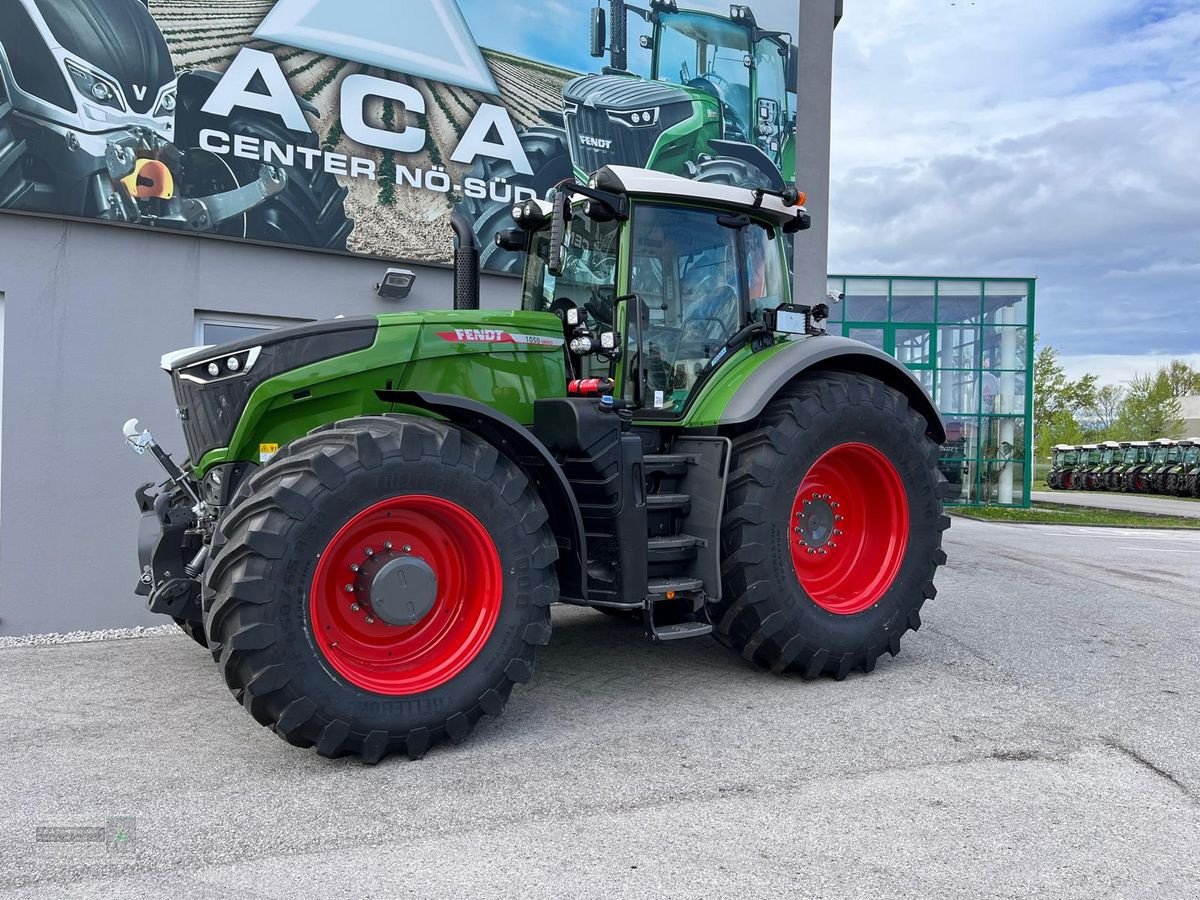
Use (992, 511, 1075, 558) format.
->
(825, 276, 1036, 508)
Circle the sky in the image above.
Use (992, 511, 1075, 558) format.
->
(827, 0, 1200, 386)
(452, 0, 1199, 386)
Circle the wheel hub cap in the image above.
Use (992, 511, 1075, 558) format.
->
(366, 555, 439, 626)
(796, 494, 838, 550)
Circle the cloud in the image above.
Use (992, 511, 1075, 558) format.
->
(1061, 353, 1200, 388)
(829, 1, 1200, 361)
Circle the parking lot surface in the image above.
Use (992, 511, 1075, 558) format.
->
(2, 516, 1198, 899)
(1032, 489, 1200, 519)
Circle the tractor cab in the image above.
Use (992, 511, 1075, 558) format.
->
(511, 165, 805, 418)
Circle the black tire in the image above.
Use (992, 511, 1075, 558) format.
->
(462, 126, 572, 273)
(173, 617, 209, 648)
(201, 415, 558, 762)
(175, 72, 353, 250)
(712, 371, 950, 679)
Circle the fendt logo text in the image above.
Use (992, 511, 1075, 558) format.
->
(578, 134, 614, 150)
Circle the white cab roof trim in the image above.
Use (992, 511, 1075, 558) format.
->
(601, 165, 805, 226)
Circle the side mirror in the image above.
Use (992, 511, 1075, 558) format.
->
(787, 44, 798, 89)
(590, 8, 607, 58)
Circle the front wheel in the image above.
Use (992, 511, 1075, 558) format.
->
(712, 372, 950, 678)
(202, 415, 557, 762)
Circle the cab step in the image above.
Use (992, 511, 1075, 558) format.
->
(647, 576, 704, 596)
(646, 533, 701, 564)
(643, 453, 697, 478)
(648, 619, 714, 641)
(646, 493, 691, 514)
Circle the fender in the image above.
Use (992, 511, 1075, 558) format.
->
(707, 140, 786, 191)
(378, 390, 588, 603)
(692, 335, 947, 443)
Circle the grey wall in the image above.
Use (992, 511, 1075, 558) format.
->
(793, 0, 840, 306)
(0, 215, 518, 634)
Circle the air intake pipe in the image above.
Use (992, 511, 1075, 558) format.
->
(450, 209, 480, 311)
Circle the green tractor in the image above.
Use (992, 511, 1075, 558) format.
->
(1071, 444, 1100, 490)
(1085, 441, 1121, 490)
(1047, 444, 1079, 490)
(1181, 439, 1200, 498)
(126, 166, 949, 762)
(1127, 438, 1174, 493)
(1106, 441, 1142, 491)
(472, 0, 803, 270)
(1158, 440, 1192, 495)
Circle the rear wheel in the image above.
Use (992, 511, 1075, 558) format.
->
(712, 372, 949, 678)
(202, 415, 557, 762)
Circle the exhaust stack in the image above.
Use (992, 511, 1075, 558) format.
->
(450, 210, 480, 311)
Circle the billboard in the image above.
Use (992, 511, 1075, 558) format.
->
(0, 0, 800, 273)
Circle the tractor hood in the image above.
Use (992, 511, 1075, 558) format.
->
(165, 317, 380, 465)
(35, 0, 175, 115)
(562, 73, 699, 172)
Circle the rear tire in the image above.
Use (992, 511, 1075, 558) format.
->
(202, 415, 558, 762)
(712, 372, 949, 679)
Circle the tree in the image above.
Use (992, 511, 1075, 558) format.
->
(1088, 384, 1126, 437)
(1033, 341, 1097, 460)
(1161, 360, 1200, 399)
(1113, 370, 1185, 439)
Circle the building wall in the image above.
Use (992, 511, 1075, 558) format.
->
(826, 275, 1037, 508)
(0, 215, 518, 634)
(1181, 395, 1200, 437)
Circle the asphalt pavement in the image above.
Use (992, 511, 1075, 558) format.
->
(2, 517, 1198, 899)
(1032, 489, 1200, 519)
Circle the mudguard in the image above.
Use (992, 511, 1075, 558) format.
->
(702, 335, 947, 443)
(378, 390, 588, 603)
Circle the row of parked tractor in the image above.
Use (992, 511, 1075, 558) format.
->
(1047, 439, 1200, 496)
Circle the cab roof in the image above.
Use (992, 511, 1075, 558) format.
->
(594, 165, 807, 228)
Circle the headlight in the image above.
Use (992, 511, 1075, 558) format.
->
(178, 347, 262, 384)
(154, 88, 177, 117)
(608, 107, 659, 128)
(65, 61, 125, 113)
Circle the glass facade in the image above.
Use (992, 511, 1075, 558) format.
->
(826, 276, 1036, 508)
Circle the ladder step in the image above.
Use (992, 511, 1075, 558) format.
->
(643, 453, 696, 477)
(647, 576, 703, 596)
(646, 492, 691, 513)
(650, 620, 714, 641)
(647, 533, 700, 563)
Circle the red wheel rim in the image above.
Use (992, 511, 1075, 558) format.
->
(789, 443, 909, 615)
(309, 495, 502, 695)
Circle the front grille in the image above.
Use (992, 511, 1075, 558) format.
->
(566, 105, 659, 173)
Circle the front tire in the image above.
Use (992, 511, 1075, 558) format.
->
(202, 415, 557, 762)
(712, 372, 950, 678)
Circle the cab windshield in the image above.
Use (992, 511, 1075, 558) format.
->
(656, 12, 753, 135)
(521, 206, 620, 320)
(1184, 446, 1199, 465)
(1152, 446, 1170, 463)
(1122, 448, 1138, 464)
(1061, 451, 1078, 465)
(1100, 448, 1115, 464)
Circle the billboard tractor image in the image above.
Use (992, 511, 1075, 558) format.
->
(0, 0, 799, 272)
